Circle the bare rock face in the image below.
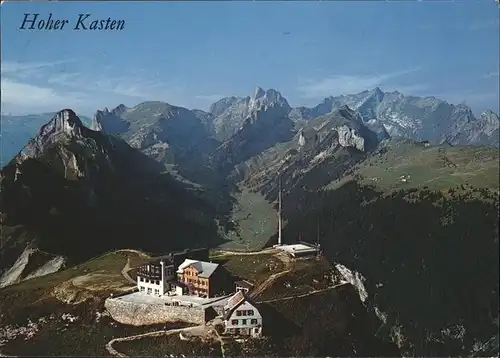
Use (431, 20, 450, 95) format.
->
(210, 87, 292, 141)
(336, 125, 365, 151)
(18, 109, 84, 161)
(7, 109, 113, 183)
(298, 130, 306, 147)
(90, 115, 103, 131)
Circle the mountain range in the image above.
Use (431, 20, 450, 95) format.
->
(2, 87, 498, 167)
(0, 86, 498, 357)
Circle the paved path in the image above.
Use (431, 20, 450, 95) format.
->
(106, 325, 207, 357)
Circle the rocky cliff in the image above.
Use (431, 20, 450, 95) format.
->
(209, 87, 292, 141)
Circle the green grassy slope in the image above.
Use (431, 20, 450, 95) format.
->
(218, 187, 278, 251)
(327, 139, 499, 192)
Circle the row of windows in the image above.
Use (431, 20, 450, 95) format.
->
(139, 277, 160, 285)
(236, 309, 254, 316)
(140, 265, 161, 274)
(231, 318, 258, 326)
(185, 278, 207, 286)
(139, 287, 160, 295)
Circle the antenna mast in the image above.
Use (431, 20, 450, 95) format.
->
(278, 174, 282, 246)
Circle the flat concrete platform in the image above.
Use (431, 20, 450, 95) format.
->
(275, 243, 319, 256)
(114, 291, 230, 308)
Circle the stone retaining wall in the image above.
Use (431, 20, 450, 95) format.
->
(104, 298, 205, 326)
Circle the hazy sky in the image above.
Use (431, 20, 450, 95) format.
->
(1, 1, 499, 116)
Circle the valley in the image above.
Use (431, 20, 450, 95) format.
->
(218, 186, 278, 251)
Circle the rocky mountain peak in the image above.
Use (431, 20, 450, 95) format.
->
(480, 110, 499, 123)
(371, 87, 385, 99)
(252, 86, 266, 99)
(90, 114, 103, 131)
(248, 87, 291, 112)
(112, 104, 128, 116)
(18, 109, 86, 161)
(451, 103, 475, 123)
(209, 96, 241, 117)
(337, 105, 358, 120)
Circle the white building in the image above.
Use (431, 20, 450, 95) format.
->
(274, 243, 320, 258)
(136, 256, 175, 296)
(223, 291, 262, 338)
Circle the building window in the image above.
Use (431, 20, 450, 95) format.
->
(140, 286, 145, 292)
(154, 289, 159, 295)
(248, 310, 254, 315)
(147, 288, 152, 295)
(231, 320, 238, 325)
(241, 319, 247, 325)
(156, 280, 160, 285)
(236, 311, 242, 316)
(140, 277, 144, 282)
(251, 319, 257, 325)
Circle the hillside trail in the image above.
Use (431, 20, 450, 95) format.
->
(250, 251, 292, 300)
(114, 249, 150, 258)
(212, 326, 226, 358)
(120, 256, 135, 284)
(255, 282, 349, 304)
(214, 247, 296, 299)
(105, 325, 211, 357)
(212, 248, 276, 256)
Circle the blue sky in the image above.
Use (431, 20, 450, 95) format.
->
(1, 1, 498, 116)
